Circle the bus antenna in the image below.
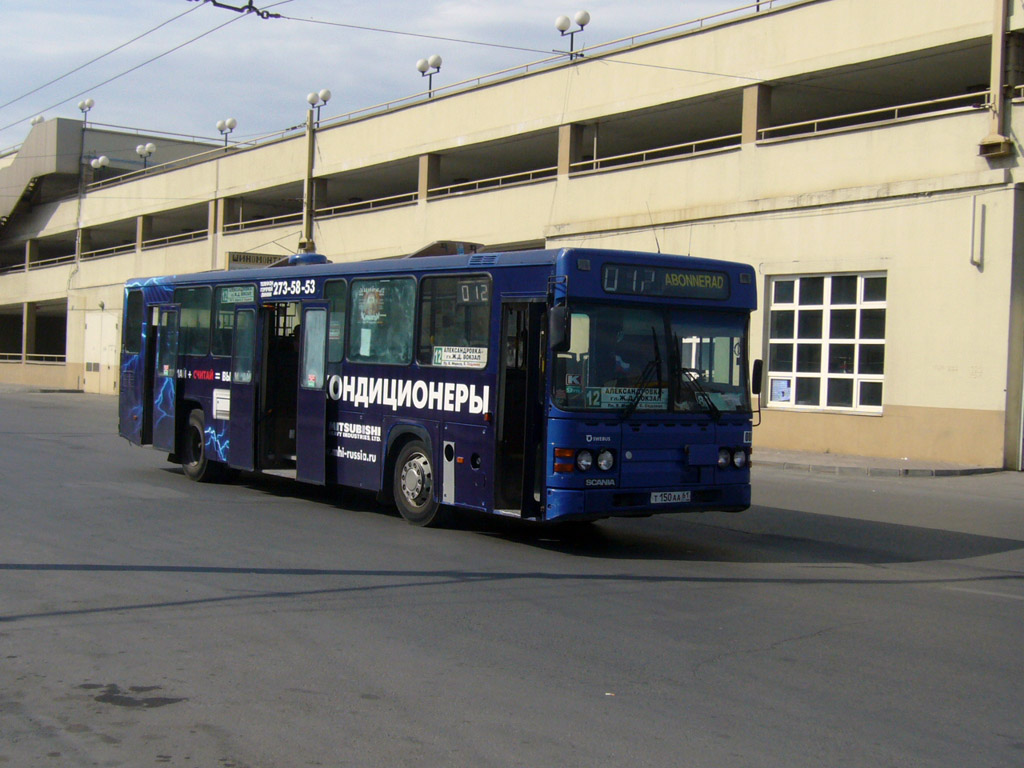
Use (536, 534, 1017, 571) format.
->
(646, 203, 661, 254)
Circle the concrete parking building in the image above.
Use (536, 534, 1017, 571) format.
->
(1, 0, 1022, 469)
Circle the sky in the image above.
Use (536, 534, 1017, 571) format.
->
(0, 0, 749, 152)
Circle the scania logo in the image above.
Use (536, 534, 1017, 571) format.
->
(585, 478, 616, 487)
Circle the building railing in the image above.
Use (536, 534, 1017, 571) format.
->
(141, 229, 208, 250)
(0, 261, 26, 274)
(0, 352, 22, 362)
(81, 243, 136, 261)
(25, 353, 66, 364)
(318, 192, 418, 219)
(76, 1, 800, 192)
(223, 212, 302, 234)
(571, 135, 742, 175)
(28, 254, 76, 270)
(759, 92, 989, 141)
(428, 167, 557, 198)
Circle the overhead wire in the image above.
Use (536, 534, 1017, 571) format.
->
(0, 15, 245, 135)
(277, 12, 898, 100)
(278, 14, 553, 56)
(0, 0, 294, 137)
(0, 3, 204, 114)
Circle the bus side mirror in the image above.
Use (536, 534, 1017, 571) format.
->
(751, 358, 763, 395)
(549, 306, 570, 353)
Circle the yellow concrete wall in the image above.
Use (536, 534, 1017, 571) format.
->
(755, 405, 1006, 467)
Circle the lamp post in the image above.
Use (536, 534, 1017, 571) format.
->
(416, 55, 443, 98)
(216, 117, 237, 146)
(299, 90, 330, 253)
(555, 11, 590, 60)
(90, 155, 109, 171)
(75, 98, 96, 264)
(136, 142, 156, 169)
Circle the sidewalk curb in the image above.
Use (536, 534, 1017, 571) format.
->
(754, 459, 1003, 478)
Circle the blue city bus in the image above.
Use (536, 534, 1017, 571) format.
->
(118, 247, 760, 526)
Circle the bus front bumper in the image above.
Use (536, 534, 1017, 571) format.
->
(542, 484, 751, 522)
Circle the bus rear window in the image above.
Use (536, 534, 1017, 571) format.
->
(348, 277, 415, 365)
(417, 275, 490, 368)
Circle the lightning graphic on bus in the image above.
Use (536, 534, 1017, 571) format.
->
(205, 423, 230, 462)
(153, 376, 175, 431)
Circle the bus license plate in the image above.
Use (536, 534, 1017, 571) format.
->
(650, 491, 690, 504)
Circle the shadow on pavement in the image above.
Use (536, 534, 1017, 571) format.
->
(186, 468, 1024, 566)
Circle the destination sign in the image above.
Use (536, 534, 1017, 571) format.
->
(602, 264, 730, 300)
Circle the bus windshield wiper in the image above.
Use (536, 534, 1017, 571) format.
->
(620, 327, 662, 421)
(679, 366, 721, 420)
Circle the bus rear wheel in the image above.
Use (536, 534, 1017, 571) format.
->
(393, 440, 447, 526)
(182, 408, 222, 483)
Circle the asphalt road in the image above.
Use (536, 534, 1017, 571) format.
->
(1, 392, 1021, 768)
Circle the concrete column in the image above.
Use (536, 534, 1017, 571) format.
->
(76, 228, 92, 257)
(312, 178, 328, 212)
(24, 239, 36, 271)
(136, 215, 153, 249)
(557, 123, 585, 175)
(23, 302, 36, 358)
(742, 84, 772, 144)
(218, 196, 240, 229)
(418, 154, 441, 201)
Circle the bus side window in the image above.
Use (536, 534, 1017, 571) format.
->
(302, 308, 327, 389)
(123, 289, 143, 354)
(324, 279, 347, 363)
(233, 309, 255, 384)
(173, 286, 212, 356)
(347, 277, 415, 365)
(417, 275, 491, 368)
(211, 284, 255, 356)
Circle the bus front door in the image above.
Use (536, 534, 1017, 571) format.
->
(151, 305, 180, 453)
(495, 301, 544, 517)
(296, 303, 329, 485)
(228, 305, 261, 472)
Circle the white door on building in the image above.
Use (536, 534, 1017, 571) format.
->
(83, 310, 119, 394)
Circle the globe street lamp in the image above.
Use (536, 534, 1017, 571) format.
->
(136, 142, 156, 169)
(78, 97, 95, 126)
(416, 54, 443, 98)
(306, 88, 331, 124)
(216, 117, 237, 147)
(555, 11, 590, 60)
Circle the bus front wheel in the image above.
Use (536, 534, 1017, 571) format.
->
(393, 440, 447, 527)
(182, 408, 220, 483)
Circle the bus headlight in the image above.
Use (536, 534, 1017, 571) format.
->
(576, 450, 593, 471)
(717, 448, 732, 468)
(732, 450, 747, 469)
(597, 449, 614, 471)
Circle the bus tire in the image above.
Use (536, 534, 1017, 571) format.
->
(393, 440, 446, 526)
(182, 408, 220, 483)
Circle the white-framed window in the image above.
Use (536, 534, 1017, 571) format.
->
(766, 273, 886, 412)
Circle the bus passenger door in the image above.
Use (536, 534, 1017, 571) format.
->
(296, 303, 329, 485)
(495, 301, 544, 517)
(151, 305, 180, 453)
(228, 305, 261, 472)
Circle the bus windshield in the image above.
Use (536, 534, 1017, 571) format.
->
(551, 302, 751, 414)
